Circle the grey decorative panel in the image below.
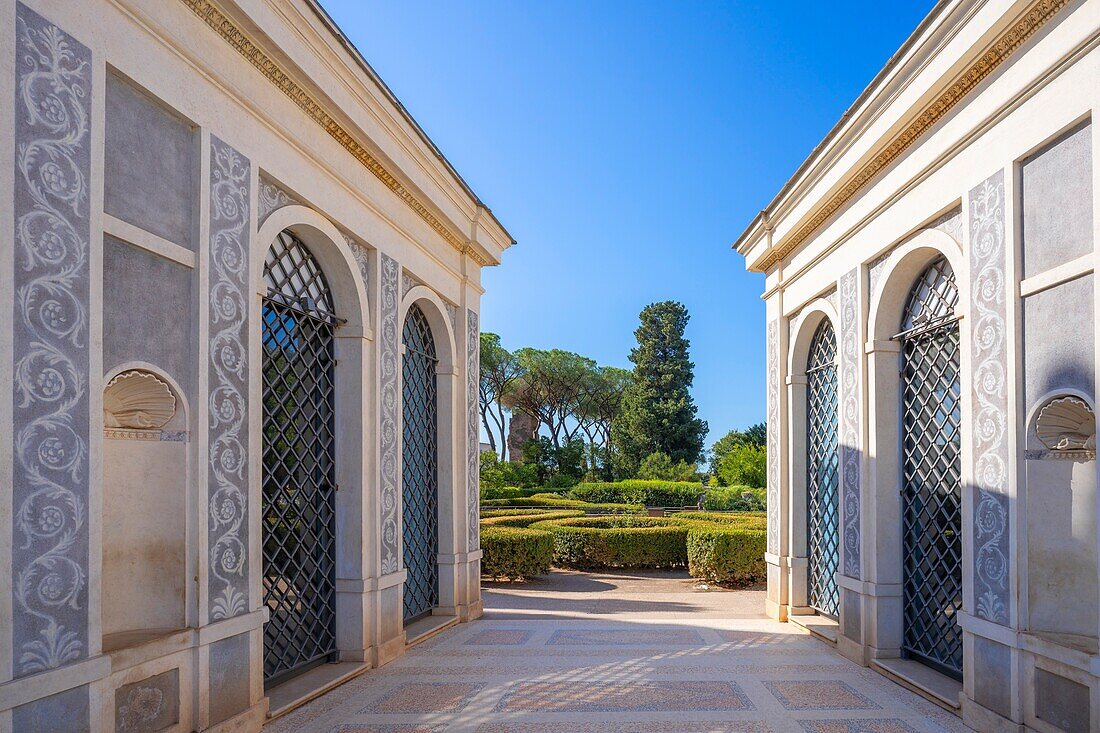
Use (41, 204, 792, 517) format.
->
(379, 254, 400, 573)
(841, 587, 861, 641)
(1036, 667, 1090, 733)
(14, 684, 89, 733)
(344, 234, 370, 287)
(208, 633, 250, 725)
(207, 137, 250, 619)
(969, 170, 1009, 625)
(115, 668, 180, 733)
(765, 319, 780, 555)
(12, 3, 92, 678)
(466, 309, 480, 551)
(972, 637, 1011, 719)
(838, 269, 861, 579)
(105, 72, 196, 248)
(931, 206, 963, 245)
(257, 176, 298, 224)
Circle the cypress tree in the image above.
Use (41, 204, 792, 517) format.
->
(614, 301, 708, 475)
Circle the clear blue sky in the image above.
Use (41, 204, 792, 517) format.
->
(321, 0, 934, 444)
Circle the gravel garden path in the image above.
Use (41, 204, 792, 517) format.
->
(266, 570, 971, 733)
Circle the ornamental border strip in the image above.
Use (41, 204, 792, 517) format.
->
(758, 0, 1068, 271)
(180, 0, 488, 265)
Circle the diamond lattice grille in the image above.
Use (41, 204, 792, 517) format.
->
(899, 257, 963, 680)
(806, 320, 840, 617)
(261, 232, 338, 686)
(402, 305, 439, 624)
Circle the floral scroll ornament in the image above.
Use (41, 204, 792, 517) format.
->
(839, 270, 861, 579)
(765, 320, 780, 555)
(467, 309, 481, 550)
(379, 254, 401, 574)
(969, 171, 1009, 625)
(208, 138, 250, 619)
(12, 5, 92, 677)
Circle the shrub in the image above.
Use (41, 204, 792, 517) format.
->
(480, 509, 585, 528)
(701, 486, 766, 511)
(530, 515, 688, 569)
(481, 486, 523, 501)
(684, 524, 766, 586)
(714, 443, 766, 488)
(480, 451, 540, 489)
(636, 451, 699, 482)
(569, 480, 705, 508)
(669, 511, 767, 531)
(480, 495, 644, 515)
(480, 526, 553, 580)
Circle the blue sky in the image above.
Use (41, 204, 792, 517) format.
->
(321, 0, 935, 444)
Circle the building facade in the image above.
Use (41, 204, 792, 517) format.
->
(0, 0, 512, 731)
(736, 1, 1098, 731)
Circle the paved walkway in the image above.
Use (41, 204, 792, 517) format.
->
(266, 571, 970, 733)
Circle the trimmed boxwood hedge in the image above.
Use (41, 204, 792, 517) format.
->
(684, 524, 766, 585)
(480, 509, 585, 528)
(481, 526, 554, 580)
(481, 486, 570, 501)
(669, 511, 767, 531)
(480, 494, 644, 515)
(569, 480, 705, 508)
(530, 515, 689, 569)
(702, 486, 766, 511)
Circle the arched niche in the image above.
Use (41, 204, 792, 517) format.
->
(101, 366, 189, 650)
(1025, 391, 1098, 644)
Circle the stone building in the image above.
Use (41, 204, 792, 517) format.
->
(736, 0, 1098, 730)
(0, 0, 511, 730)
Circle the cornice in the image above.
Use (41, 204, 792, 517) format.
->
(755, 0, 1069, 272)
(181, 0, 490, 266)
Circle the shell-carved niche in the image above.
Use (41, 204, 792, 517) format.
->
(104, 370, 177, 430)
(1035, 396, 1096, 459)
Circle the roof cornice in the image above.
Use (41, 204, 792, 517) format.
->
(737, 0, 1069, 272)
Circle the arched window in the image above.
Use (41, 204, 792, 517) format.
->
(260, 231, 339, 686)
(402, 304, 439, 624)
(897, 256, 962, 680)
(806, 320, 839, 618)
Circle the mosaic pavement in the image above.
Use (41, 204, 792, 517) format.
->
(266, 571, 972, 733)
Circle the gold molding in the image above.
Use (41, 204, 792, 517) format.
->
(181, 0, 488, 266)
(758, 0, 1068, 271)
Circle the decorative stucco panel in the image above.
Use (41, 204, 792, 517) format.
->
(969, 170, 1010, 625)
(466, 309, 480, 550)
(766, 319, 780, 555)
(11, 3, 92, 678)
(207, 136, 250, 619)
(838, 269, 862, 579)
(379, 254, 400, 573)
(257, 176, 297, 224)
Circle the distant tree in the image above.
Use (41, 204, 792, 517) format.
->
(714, 443, 767, 489)
(479, 333, 523, 459)
(708, 422, 766, 475)
(614, 301, 708, 476)
(636, 451, 698, 482)
(510, 349, 595, 447)
(522, 436, 585, 487)
(577, 366, 632, 480)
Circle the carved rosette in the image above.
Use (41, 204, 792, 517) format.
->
(765, 319, 780, 555)
(379, 254, 401, 573)
(11, 4, 92, 678)
(466, 309, 481, 550)
(838, 269, 862, 579)
(969, 170, 1009, 625)
(207, 136, 250, 620)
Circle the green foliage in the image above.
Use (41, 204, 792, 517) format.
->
(480, 509, 586, 528)
(522, 437, 585, 487)
(668, 511, 767, 531)
(479, 333, 524, 459)
(714, 443, 766, 488)
(636, 451, 698, 482)
(709, 425, 766, 481)
(569, 480, 704, 508)
(614, 301, 708, 475)
(481, 486, 522, 500)
(684, 525, 766, 586)
(480, 495, 645, 515)
(530, 516, 688, 569)
(480, 526, 554, 580)
(480, 451, 540, 490)
(701, 486, 767, 511)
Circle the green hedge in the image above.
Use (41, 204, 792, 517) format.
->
(480, 510, 585, 528)
(569, 480, 705, 508)
(669, 511, 767, 532)
(702, 486, 766, 511)
(684, 524, 766, 585)
(481, 486, 570, 501)
(530, 515, 688, 569)
(480, 526, 553, 580)
(480, 495, 644, 515)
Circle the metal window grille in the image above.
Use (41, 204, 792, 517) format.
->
(806, 320, 840, 618)
(261, 232, 339, 686)
(402, 304, 439, 624)
(898, 256, 963, 680)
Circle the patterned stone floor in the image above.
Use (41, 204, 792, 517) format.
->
(265, 571, 971, 733)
